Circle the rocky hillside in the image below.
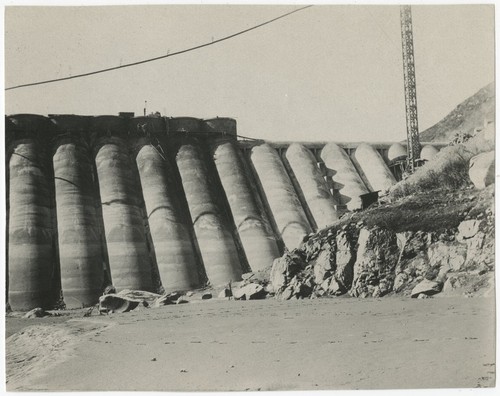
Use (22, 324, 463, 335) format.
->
(420, 82, 494, 143)
(267, 185, 494, 300)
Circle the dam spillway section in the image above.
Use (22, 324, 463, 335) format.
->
(4, 113, 444, 310)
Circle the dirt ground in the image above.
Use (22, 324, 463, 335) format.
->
(5, 296, 496, 391)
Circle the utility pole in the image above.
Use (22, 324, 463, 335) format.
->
(400, 5, 421, 174)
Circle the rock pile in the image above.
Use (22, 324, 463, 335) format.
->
(270, 225, 359, 300)
(95, 268, 274, 315)
(469, 151, 494, 189)
(219, 268, 273, 300)
(269, 203, 494, 300)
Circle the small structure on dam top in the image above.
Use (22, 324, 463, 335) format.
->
(4, 113, 444, 311)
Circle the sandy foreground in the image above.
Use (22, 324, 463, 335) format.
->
(5, 296, 496, 391)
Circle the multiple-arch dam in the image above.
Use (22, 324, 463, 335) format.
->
(5, 114, 443, 310)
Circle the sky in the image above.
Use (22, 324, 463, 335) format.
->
(4, 4, 495, 142)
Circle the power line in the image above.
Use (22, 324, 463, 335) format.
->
(6, 5, 313, 91)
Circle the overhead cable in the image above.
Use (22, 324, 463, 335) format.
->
(6, 5, 313, 91)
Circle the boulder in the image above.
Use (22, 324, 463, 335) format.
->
(396, 231, 433, 278)
(230, 281, 245, 289)
(270, 258, 287, 292)
(393, 272, 408, 293)
(116, 289, 162, 305)
(469, 151, 494, 189)
(264, 284, 275, 295)
(350, 228, 398, 297)
(303, 238, 323, 261)
(334, 230, 356, 292)
(163, 291, 181, 302)
(281, 285, 295, 300)
(457, 220, 481, 241)
(99, 295, 140, 313)
(312, 249, 334, 284)
(251, 269, 273, 285)
(23, 308, 50, 318)
(350, 273, 368, 298)
(98, 289, 162, 312)
(436, 265, 451, 283)
(151, 292, 181, 308)
(441, 272, 494, 297)
(402, 252, 430, 278)
(103, 285, 117, 295)
(242, 272, 255, 281)
(410, 279, 443, 298)
(277, 275, 312, 300)
(428, 241, 467, 273)
(442, 275, 460, 294)
(233, 283, 267, 300)
(269, 252, 304, 292)
(396, 231, 430, 260)
(378, 279, 390, 296)
(201, 293, 213, 300)
(302, 275, 315, 290)
(319, 278, 331, 291)
(295, 283, 313, 299)
(395, 232, 409, 252)
(327, 278, 342, 295)
(151, 295, 174, 308)
(463, 229, 494, 271)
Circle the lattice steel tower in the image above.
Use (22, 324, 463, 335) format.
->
(400, 5, 421, 173)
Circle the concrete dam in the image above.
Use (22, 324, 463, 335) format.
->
(5, 114, 442, 310)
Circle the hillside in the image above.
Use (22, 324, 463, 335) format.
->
(419, 82, 494, 143)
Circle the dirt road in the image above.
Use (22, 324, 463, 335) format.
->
(5, 296, 495, 391)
